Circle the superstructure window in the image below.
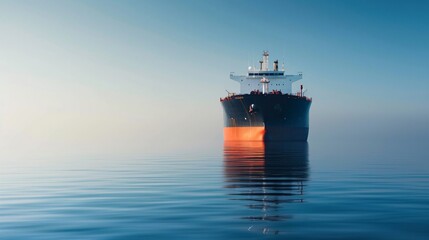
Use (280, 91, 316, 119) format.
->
(248, 72, 284, 76)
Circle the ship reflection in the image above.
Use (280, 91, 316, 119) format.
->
(223, 141, 309, 235)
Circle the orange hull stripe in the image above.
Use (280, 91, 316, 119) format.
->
(224, 127, 265, 141)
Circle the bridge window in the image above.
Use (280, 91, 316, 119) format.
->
(249, 72, 284, 76)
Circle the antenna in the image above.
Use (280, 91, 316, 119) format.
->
(251, 54, 254, 71)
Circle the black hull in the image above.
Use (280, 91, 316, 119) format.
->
(221, 94, 311, 141)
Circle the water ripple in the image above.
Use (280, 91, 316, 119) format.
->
(0, 141, 428, 239)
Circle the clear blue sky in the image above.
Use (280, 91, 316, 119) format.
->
(0, 0, 428, 159)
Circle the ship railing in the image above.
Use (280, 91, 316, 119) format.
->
(293, 92, 312, 101)
(220, 92, 237, 102)
(220, 91, 312, 102)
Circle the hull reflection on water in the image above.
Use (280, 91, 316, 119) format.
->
(223, 141, 309, 234)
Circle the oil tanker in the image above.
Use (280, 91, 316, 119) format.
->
(220, 51, 312, 141)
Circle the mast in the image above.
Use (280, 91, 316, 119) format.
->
(260, 77, 270, 94)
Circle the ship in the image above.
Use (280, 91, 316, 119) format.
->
(220, 51, 312, 141)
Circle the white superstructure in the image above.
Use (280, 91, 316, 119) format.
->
(230, 51, 302, 94)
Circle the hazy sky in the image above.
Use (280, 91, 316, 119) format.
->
(0, 0, 428, 160)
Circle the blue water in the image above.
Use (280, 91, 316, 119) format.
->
(1, 140, 428, 239)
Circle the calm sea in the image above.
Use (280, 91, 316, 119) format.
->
(1, 139, 428, 239)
